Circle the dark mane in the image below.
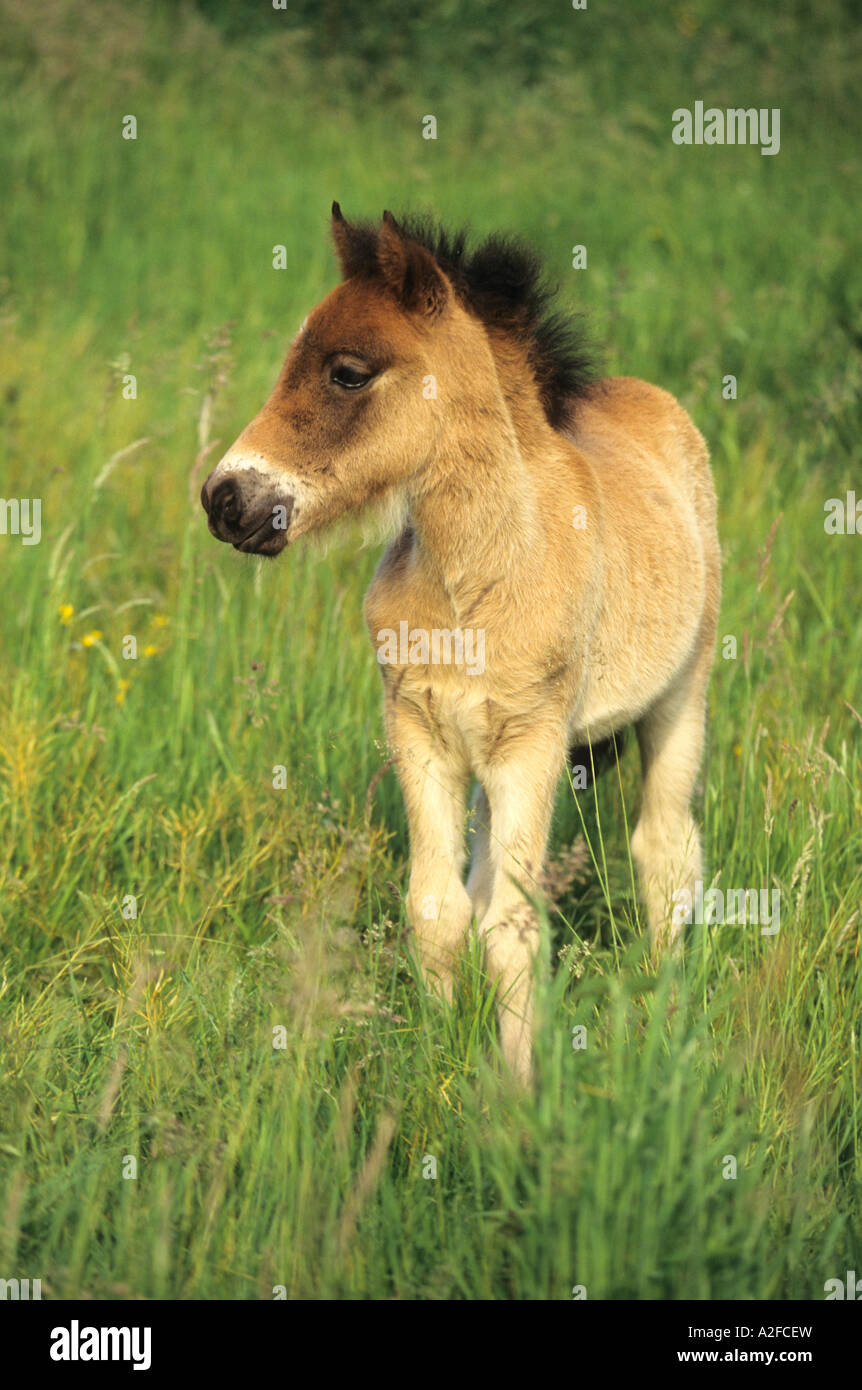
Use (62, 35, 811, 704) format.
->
(337, 212, 599, 429)
(400, 215, 599, 428)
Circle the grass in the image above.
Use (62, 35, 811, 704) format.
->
(0, 0, 860, 1298)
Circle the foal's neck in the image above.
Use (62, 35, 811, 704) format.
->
(405, 353, 565, 612)
(407, 413, 541, 601)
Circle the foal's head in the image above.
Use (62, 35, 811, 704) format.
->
(201, 206, 471, 554)
(201, 205, 594, 555)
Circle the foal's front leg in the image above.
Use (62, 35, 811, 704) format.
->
(477, 721, 566, 1082)
(386, 698, 472, 999)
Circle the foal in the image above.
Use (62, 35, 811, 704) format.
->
(201, 207, 721, 1082)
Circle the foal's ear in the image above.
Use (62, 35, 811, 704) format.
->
(330, 201, 376, 280)
(377, 210, 448, 318)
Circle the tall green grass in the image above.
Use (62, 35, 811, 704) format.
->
(0, 0, 860, 1298)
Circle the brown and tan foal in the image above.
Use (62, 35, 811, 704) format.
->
(201, 207, 720, 1082)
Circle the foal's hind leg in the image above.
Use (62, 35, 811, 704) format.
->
(631, 641, 713, 950)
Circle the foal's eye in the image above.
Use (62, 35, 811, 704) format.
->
(330, 364, 372, 390)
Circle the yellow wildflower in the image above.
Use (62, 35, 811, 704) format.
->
(116, 679, 131, 705)
(58, 604, 74, 625)
(81, 630, 103, 648)
(143, 643, 158, 657)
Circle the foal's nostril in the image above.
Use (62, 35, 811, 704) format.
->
(210, 478, 244, 535)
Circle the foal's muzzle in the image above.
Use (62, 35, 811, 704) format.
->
(200, 467, 292, 556)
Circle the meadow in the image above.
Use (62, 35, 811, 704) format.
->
(0, 0, 860, 1299)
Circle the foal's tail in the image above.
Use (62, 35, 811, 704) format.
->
(568, 729, 629, 788)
